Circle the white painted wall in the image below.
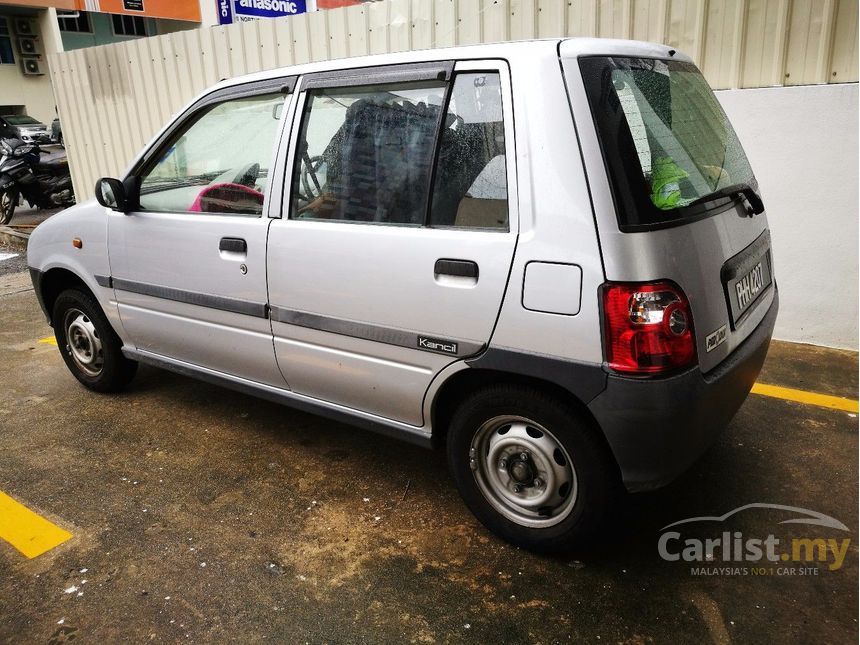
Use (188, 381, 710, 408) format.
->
(0, 9, 58, 124)
(717, 83, 859, 350)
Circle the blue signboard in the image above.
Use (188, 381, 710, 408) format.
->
(217, 0, 233, 24)
(218, 0, 308, 24)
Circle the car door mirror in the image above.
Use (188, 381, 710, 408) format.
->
(95, 177, 127, 212)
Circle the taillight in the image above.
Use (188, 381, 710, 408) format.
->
(602, 282, 697, 375)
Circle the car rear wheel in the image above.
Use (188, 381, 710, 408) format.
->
(447, 384, 619, 552)
(53, 288, 137, 392)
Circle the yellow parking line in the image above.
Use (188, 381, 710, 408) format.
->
(38, 336, 57, 346)
(0, 491, 72, 559)
(751, 383, 859, 413)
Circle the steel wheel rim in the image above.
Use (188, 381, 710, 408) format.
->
(64, 308, 104, 377)
(470, 415, 578, 528)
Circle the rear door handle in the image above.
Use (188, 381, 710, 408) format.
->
(219, 237, 247, 253)
(434, 259, 479, 279)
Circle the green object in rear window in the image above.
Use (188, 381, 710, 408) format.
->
(650, 156, 689, 210)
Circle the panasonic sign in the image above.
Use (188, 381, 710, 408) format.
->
(236, 0, 307, 19)
(218, 0, 307, 24)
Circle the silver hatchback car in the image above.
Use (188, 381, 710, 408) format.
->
(28, 38, 778, 551)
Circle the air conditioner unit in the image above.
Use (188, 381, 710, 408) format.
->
(17, 36, 41, 57)
(14, 19, 35, 36)
(21, 58, 44, 76)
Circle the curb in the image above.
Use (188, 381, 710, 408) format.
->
(0, 227, 29, 251)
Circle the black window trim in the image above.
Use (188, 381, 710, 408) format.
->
(578, 54, 753, 233)
(127, 76, 296, 218)
(301, 60, 454, 90)
(286, 63, 511, 233)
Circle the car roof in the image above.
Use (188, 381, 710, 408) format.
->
(208, 37, 687, 93)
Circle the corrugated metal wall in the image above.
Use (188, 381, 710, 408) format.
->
(49, 0, 859, 199)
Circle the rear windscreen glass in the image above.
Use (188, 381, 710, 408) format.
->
(579, 56, 755, 230)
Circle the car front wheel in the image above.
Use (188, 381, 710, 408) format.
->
(53, 288, 137, 392)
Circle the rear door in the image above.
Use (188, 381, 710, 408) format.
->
(108, 79, 294, 386)
(564, 45, 775, 372)
(266, 60, 518, 426)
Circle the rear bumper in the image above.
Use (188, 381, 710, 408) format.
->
(588, 289, 779, 492)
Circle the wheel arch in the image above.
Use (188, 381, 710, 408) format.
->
(430, 366, 613, 459)
(39, 267, 96, 325)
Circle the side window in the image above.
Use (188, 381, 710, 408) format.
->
(429, 72, 508, 230)
(291, 81, 446, 224)
(139, 92, 284, 216)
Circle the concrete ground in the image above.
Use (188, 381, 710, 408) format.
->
(4, 204, 62, 229)
(0, 274, 856, 643)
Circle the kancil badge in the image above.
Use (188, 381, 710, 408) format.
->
(217, 0, 308, 24)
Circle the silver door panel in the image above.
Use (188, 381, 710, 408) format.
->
(108, 211, 285, 386)
(267, 221, 515, 339)
(267, 223, 514, 424)
(272, 323, 454, 426)
(116, 296, 284, 386)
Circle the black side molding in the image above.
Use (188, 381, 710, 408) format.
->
(302, 61, 455, 90)
(270, 305, 485, 357)
(112, 277, 268, 318)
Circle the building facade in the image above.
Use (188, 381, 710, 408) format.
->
(1, 0, 376, 127)
(0, 0, 201, 125)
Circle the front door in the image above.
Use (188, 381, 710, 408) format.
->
(267, 61, 518, 426)
(108, 81, 292, 387)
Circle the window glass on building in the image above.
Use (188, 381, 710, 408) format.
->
(58, 12, 93, 33)
(291, 81, 446, 225)
(112, 14, 147, 37)
(0, 19, 14, 64)
(428, 72, 508, 230)
(138, 92, 284, 215)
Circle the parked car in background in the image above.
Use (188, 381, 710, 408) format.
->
(0, 115, 52, 145)
(27, 39, 778, 552)
(52, 118, 63, 145)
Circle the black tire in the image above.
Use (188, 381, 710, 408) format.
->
(0, 189, 17, 226)
(53, 288, 137, 393)
(447, 384, 620, 553)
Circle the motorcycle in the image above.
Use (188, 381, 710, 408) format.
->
(0, 138, 75, 225)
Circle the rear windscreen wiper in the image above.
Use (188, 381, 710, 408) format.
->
(687, 182, 765, 215)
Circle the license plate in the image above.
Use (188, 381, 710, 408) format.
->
(725, 249, 772, 326)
